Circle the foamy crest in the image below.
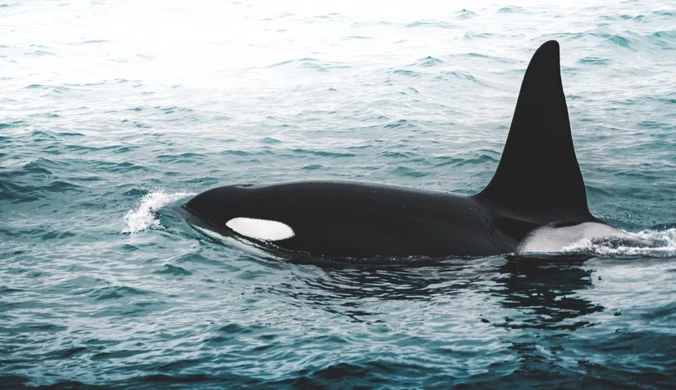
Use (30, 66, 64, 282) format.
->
(560, 228, 676, 258)
(123, 190, 193, 234)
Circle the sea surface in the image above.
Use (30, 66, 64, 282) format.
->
(1, 0, 676, 388)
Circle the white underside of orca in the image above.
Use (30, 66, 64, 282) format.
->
(517, 222, 637, 253)
(193, 225, 273, 258)
(225, 217, 295, 241)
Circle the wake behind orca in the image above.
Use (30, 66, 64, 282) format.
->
(177, 40, 649, 258)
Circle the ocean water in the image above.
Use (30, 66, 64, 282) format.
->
(1, 0, 676, 388)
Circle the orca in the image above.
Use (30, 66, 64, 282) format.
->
(177, 40, 648, 258)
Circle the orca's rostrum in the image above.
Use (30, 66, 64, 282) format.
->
(178, 41, 648, 258)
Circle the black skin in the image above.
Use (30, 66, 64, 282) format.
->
(178, 41, 605, 258)
(183, 181, 506, 257)
(181, 180, 599, 258)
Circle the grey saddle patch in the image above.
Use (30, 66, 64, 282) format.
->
(518, 222, 641, 253)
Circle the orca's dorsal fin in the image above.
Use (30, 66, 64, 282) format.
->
(476, 40, 593, 222)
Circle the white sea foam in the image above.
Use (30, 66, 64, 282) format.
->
(560, 228, 676, 257)
(123, 190, 193, 234)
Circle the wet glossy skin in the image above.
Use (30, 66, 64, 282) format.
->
(182, 181, 515, 257)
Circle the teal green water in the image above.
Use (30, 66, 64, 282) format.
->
(1, 0, 676, 388)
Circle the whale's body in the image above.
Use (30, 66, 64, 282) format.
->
(178, 41, 642, 258)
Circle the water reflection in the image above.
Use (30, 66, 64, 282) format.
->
(494, 255, 604, 331)
(267, 253, 604, 330)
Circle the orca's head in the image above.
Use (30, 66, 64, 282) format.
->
(179, 184, 254, 229)
(179, 184, 297, 242)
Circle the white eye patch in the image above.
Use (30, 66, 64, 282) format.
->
(225, 217, 295, 241)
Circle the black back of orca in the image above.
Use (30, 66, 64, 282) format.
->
(182, 40, 600, 258)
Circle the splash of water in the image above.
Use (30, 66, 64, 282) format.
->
(561, 228, 676, 258)
(123, 190, 193, 234)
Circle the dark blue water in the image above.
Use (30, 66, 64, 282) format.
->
(1, 0, 675, 388)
